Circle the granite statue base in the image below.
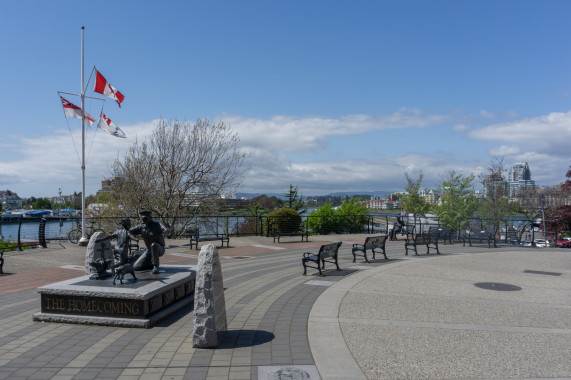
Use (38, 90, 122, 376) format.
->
(33, 264, 196, 328)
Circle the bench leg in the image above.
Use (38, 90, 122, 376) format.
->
(302, 259, 307, 276)
(351, 249, 357, 263)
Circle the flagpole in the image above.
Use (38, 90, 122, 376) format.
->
(78, 26, 88, 246)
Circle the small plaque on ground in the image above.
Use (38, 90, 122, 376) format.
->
(258, 365, 320, 380)
(304, 280, 335, 287)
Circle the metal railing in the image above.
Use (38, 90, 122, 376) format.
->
(0, 213, 567, 248)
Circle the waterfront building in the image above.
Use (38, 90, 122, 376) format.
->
(508, 162, 536, 196)
(0, 190, 23, 210)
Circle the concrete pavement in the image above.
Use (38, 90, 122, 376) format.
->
(0, 234, 569, 379)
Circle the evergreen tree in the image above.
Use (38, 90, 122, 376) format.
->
(283, 184, 306, 214)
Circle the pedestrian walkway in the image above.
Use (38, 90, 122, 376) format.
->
(0, 235, 569, 379)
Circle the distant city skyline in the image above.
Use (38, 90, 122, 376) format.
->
(1, 2, 570, 198)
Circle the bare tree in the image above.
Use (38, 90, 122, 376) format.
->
(478, 157, 517, 239)
(108, 119, 247, 236)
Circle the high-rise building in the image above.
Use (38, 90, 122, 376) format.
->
(508, 162, 535, 196)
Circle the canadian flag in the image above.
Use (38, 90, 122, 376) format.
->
(98, 112, 126, 138)
(93, 69, 125, 107)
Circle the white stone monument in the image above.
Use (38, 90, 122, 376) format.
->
(85, 231, 113, 275)
(193, 244, 227, 348)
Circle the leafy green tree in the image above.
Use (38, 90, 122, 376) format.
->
(401, 172, 430, 223)
(96, 191, 113, 204)
(32, 197, 52, 210)
(335, 197, 368, 233)
(433, 171, 478, 233)
(283, 185, 306, 214)
(307, 203, 338, 234)
(478, 158, 517, 235)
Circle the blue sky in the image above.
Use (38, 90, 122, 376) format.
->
(1, 1, 570, 198)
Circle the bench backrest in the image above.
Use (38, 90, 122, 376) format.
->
(319, 241, 342, 259)
(427, 226, 441, 236)
(364, 235, 388, 249)
(439, 227, 452, 236)
(468, 230, 492, 238)
(404, 224, 416, 236)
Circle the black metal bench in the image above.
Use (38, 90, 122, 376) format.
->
(352, 235, 388, 263)
(0, 252, 4, 274)
(404, 226, 441, 256)
(463, 230, 496, 248)
(438, 226, 453, 245)
(302, 241, 342, 276)
(273, 229, 309, 243)
(190, 232, 230, 250)
(424, 227, 441, 254)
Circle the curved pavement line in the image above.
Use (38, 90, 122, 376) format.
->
(308, 258, 435, 380)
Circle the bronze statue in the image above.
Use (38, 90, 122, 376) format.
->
(89, 258, 113, 280)
(97, 218, 135, 265)
(112, 262, 137, 285)
(129, 211, 167, 274)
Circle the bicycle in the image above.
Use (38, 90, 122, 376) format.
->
(68, 220, 106, 244)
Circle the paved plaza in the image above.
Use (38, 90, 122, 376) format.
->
(0, 234, 569, 379)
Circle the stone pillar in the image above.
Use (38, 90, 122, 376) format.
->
(85, 231, 113, 275)
(193, 244, 227, 348)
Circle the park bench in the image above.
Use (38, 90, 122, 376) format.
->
(438, 226, 453, 245)
(0, 251, 4, 274)
(404, 226, 442, 256)
(302, 241, 342, 276)
(273, 229, 309, 243)
(351, 235, 388, 263)
(189, 230, 230, 250)
(424, 227, 441, 254)
(463, 229, 496, 248)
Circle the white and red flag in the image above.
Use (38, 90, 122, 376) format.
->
(93, 69, 125, 107)
(60, 96, 95, 126)
(98, 112, 126, 138)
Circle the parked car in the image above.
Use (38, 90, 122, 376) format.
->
(534, 239, 549, 247)
(506, 238, 519, 246)
(521, 241, 532, 247)
(554, 239, 571, 248)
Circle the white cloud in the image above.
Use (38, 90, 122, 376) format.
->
(480, 110, 494, 118)
(2, 110, 568, 199)
(469, 111, 571, 156)
(489, 145, 520, 156)
(225, 108, 449, 153)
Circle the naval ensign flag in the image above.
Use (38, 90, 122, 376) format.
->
(60, 96, 95, 126)
(98, 112, 126, 138)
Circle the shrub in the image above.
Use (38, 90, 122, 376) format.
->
(268, 208, 302, 233)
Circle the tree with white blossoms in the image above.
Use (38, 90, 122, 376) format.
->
(108, 119, 247, 236)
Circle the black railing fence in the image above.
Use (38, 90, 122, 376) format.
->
(0, 213, 568, 249)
